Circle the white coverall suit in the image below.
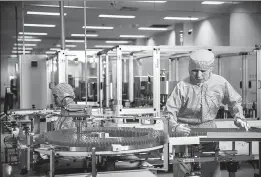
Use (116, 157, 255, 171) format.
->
(165, 49, 248, 177)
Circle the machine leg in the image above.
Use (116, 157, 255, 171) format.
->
(49, 150, 55, 177)
(225, 161, 239, 177)
(92, 147, 97, 177)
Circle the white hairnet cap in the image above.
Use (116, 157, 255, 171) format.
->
(189, 49, 215, 71)
(52, 83, 75, 101)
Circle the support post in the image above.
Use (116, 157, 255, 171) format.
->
(242, 54, 248, 107)
(116, 47, 123, 114)
(99, 56, 103, 108)
(105, 54, 110, 107)
(175, 58, 179, 81)
(153, 48, 161, 117)
(57, 51, 67, 83)
(128, 54, 134, 102)
(59, 1, 65, 50)
(217, 57, 221, 75)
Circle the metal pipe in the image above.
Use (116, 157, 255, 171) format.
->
(105, 55, 110, 107)
(242, 54, 248, 106)
(97, 55, 101, 105)
(128, 54, 134, 102)
(59, 1, 65, 50)
(84, 1, 88, 105)
(92, 147, 97, 177)
(175, 58, 179, 81)
(99, 56, 103, 108)
(217, 57, 221, 75)
(168, 59, 172, 81)
(116, 47, 123, 112)
(50, 150, 55, 177)
(153, 48, 160, 117)
(123, 57, 127, 83)
(256, 49, 261, 119)
(22, 2, 25, 55)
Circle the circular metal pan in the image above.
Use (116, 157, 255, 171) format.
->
(38, 127, 166, 152)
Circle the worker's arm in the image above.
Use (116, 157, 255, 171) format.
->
(223, 81, 249, 130)
(165, 84, 190, 134)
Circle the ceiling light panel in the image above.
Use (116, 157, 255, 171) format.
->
(201, 1, 224, 4)
(24, 24, 56, 27)
(105, 41, 130, 44)
(120, 35, 146, 38)
(99, 14, 135, 19)
(65, 40, 84, 43)
(27, 11, 67, 16)
(137, 1, 167, 3)
(14, 43, 37, 47)
(17, 38, 41, 42)
(95, 45, 114, 48)
(12, 51, 31, 54)
(56, 44, 77, 48)
(45, 51, 56, 54)
(82, 26, 114, 30)
(164, 17, 199, 20)
(13, 47, 33, 50)
(138, 27, 168, 31)
(71, 34, 98, 37)
(19, 32, 47, 35)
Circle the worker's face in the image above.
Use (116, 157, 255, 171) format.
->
(190, 69, 211, 83)
(53, 94, 62, 107)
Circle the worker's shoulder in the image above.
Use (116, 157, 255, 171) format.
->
(176, 77, 191, 87)
(211, 74, 228, 83)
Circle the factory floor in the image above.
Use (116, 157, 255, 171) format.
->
(157, 163, 259, 177)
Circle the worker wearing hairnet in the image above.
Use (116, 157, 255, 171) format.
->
(165, 49, 249, 177)
(52, 83, 76, 130)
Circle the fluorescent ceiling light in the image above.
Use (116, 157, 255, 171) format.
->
(24, 24, 56, 27)
(106, 41, 130, 44)
(50, 48, 61, 51)
(65, 40, 84, 43)
(29, 4, 98, 9)
(10, 55, 17, 58)
(82, 26, 114, 30)
(95, 45, 114, 48)
(56, 44, 77, 48)
(14, 43, 37, 47)
(19, 32, 47, 36)
(137, 1, 167, 3)
(17, 38, 41, 42)
(12, 51, 31, 54)
(27, 11, 67, 16)
(45, 51, 56, 54)
(99, 14, 135, 19)
(13, 47, 33, 50)
(138, 27, 168, 31)
(164, 17, 199, 20)
(71, 34, 98, 37)
(201, 1, 224, 4)
(120, 35, 146, 38)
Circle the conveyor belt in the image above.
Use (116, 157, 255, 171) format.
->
(170, 127, 261, 137)
(38, 127, 166, 151)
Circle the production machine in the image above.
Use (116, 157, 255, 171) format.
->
(2, 45, 261, 177)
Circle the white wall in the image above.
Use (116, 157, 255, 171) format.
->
(230, 2, 261, 46)
(193, 15, 230, 46)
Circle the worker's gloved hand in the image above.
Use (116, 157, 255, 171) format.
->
(234, 118, 250, 131)
(174, 124, 191, 136)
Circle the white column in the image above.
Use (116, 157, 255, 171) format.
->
(57, 50, 67, 83)
(105, 54, 110, 107)
(99, 55, 103, 108)
(175, 58, 179, 81)
(242, 54, 248, 106)
(128, 54, 134, 102)
(116, 47, 123, 112)
(217, 57, 221, 75)
(256, 49, 261, 119)
(153, 48, 161, 117)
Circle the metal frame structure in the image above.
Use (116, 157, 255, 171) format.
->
(97, 45, 260, 119)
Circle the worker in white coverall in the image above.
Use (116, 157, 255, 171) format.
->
(52, 83, 76, 130)
(165, 49, 250, 177)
